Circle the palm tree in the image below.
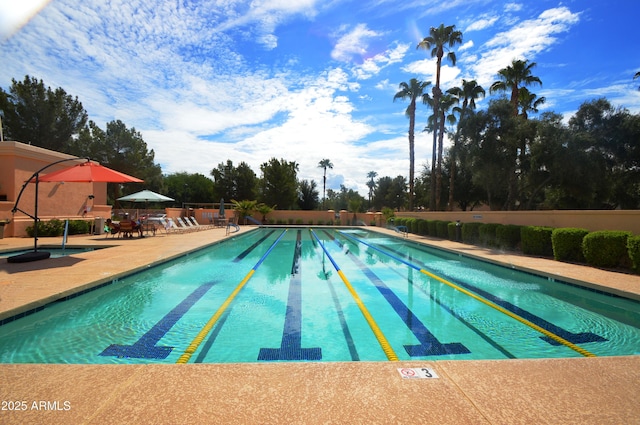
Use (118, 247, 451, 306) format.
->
(394, 78, 431, 211)
(490, 59, 542, 209)
(417, 23, 463, 210)
(518, 87, 546, 120)
(318, 159, 333, 210)
(366, 170, 377, 209)
(447, 79, 485, 210)
(490, 59, 542, 116)
(425, 93, 458, 210)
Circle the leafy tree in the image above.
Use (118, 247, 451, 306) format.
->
(163, 172, 213, 207)
(298, 179, 319, 210)
(394, 78, 431, 210)
(0, 76, 88, 152)
(417, 24, 463, 210)
(318, 158, 333, 209)
(373, 176, 407, 210)
(73, 119, 162, 201)
(211, 160, 257, 202)
(260, 158, 299, 209)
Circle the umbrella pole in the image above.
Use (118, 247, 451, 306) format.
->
(33, 175, 39, 252)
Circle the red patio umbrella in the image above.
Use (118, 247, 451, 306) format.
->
(38, 160, 143, 183)
(9, 159, 143, 263)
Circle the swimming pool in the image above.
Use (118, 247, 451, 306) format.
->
(0, 227, 638, 363)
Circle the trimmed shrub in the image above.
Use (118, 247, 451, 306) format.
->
(627, 235, 640, 273)
(461, 222, 482, 244)
(406, 218, 418, 234)
(417, 219, 428, 235)
(435, 221, 449, 239)
(447, 222, 457, 240)
(68, 220, 90, 235)
(427, 220, 437, 237)
(478, 223, 500, 247)
(582, 231, 632, 269)
(551, 228, 589, 263)
(496, 224, 521, 250)
(26, 219, 65, 237)
(521, 226, 554, 257)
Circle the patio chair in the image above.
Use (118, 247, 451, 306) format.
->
(175, 217, 197, 232)
(188, 216, 212, 230)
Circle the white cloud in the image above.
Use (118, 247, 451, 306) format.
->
(469, 6, 581, 87)
(331, 23, 383, 62)
(465, 16, 499, 32)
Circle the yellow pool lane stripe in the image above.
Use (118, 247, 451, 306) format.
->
(338, 230, 596, 359)
(419, 268, 596, 357)
(311, 229, 398, 361)
(176, 230, 287, 364)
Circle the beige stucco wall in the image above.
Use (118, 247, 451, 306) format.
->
(396, 210, 640, 234)
(0, 141, 111, 237)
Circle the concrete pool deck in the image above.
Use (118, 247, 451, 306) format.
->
(0, 226, 638, 424)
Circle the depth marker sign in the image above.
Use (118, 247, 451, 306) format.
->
(398, 367, 439, 379)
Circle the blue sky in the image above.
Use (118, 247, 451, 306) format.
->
(1, 0, 639, 195)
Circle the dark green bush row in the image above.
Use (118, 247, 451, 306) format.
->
(521, 226, 554, 257)
(395, 217, 638, 273)
(26, 219, 91, 237)
(551, 228, 589, 262)
(582, 231, 632, 269)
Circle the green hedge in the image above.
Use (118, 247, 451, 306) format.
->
(447, 222, 457, 240)
(582, 231, 632, 269)
(435, 221, 449, 238)
(26, 219, 90, 237)
(552, 228, 589, 263)
(461, 222, 482, 244)
(627, 235, 640, 273)
(479, 223, 500, 247)
(521, 226, 554, 257)
(427, 220, 437, 237)
(417, 219, 428, 235)
(496, 224, 521, 250)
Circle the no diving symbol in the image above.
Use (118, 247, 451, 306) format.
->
(400, 368, 416, 377)
(398, 367, 439, 379)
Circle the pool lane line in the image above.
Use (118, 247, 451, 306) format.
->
(259, 230, 322, 360)
(176, 229, 288, 364)
(338, 231, 597, 358)
(383, 254, 516, 359)
(382, 240, 606, 346)
(100, 281, 218, 359)
(310, 229, 399, 361)
(310, 231, 360, 361)
(233, 229, 276, 262)
(325, 231, 469, 357)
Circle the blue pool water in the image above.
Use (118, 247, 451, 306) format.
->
(0, 227, 638, 364)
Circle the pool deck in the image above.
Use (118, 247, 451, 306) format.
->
(0, 226, 639, 424)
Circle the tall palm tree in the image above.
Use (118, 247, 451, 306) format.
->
(366, 170, 377, 209)
(394, 78, 431, 211)
(425, 93, 458, 210)
(318, 158, 333, 210)
(490, 59, 542, 209)
(447, 79, 485, 210)
(417, 23, 463, 210)
(489, 59, 542, 116)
